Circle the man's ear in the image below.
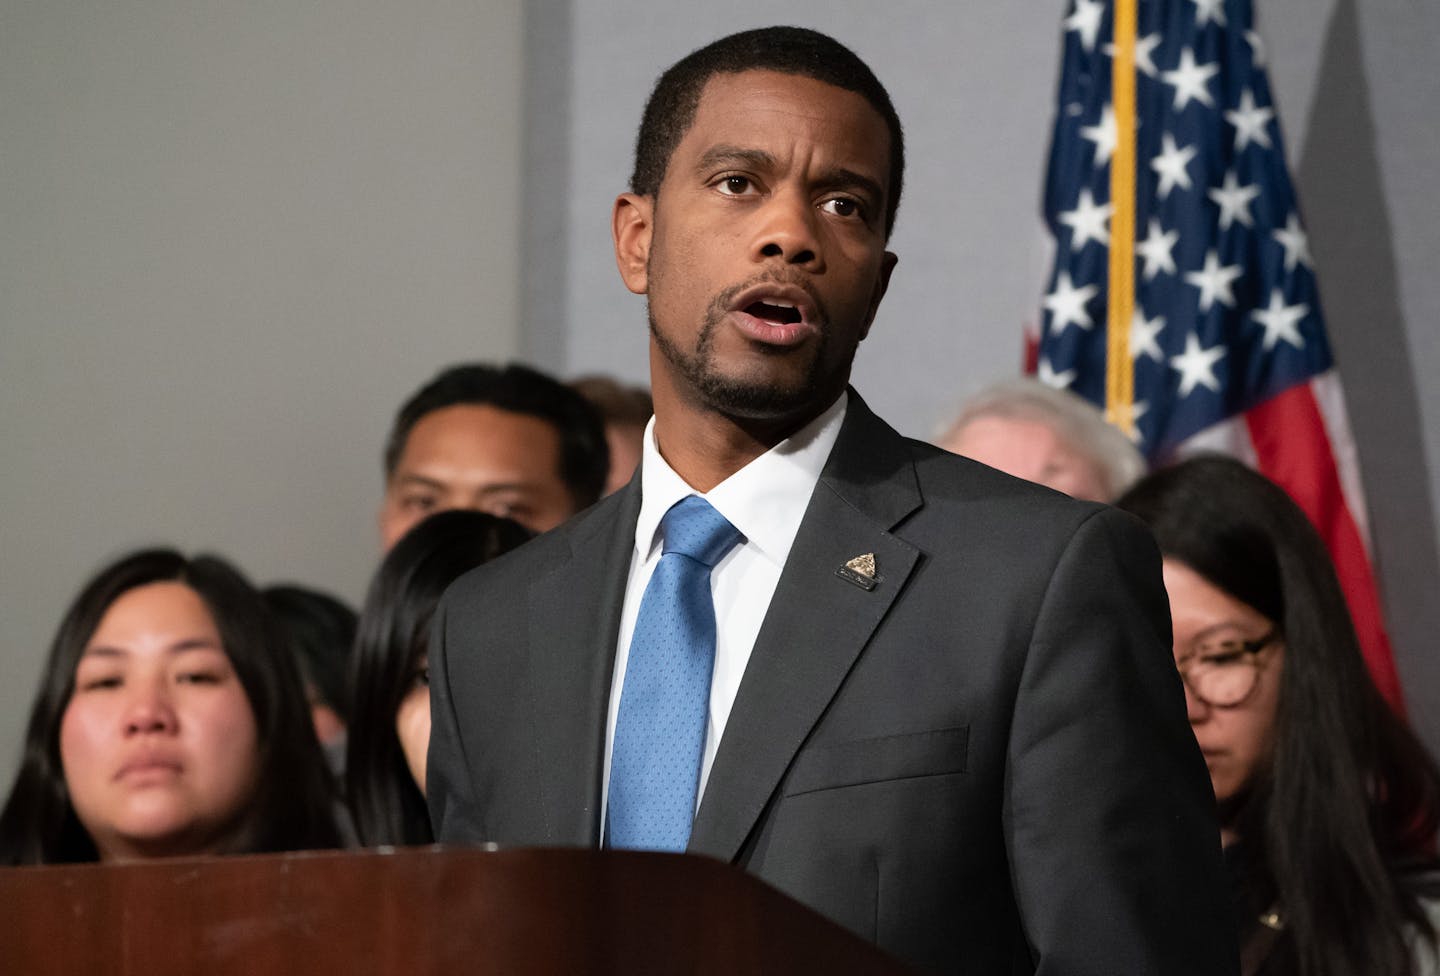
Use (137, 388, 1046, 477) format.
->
(859, 251, 898, 340)
(612, 192, 654, 295)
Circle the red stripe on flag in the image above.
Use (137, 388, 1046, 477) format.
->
(1245, 384, 1404, 712)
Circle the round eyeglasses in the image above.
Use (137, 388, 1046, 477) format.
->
(1176, 631, 1279, 708)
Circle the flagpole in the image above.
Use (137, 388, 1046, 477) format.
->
(1106, 0, 1138, 434)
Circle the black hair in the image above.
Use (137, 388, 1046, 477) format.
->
(1116, 456, 1440, 976)
(346, 509, 532, 846)
(0, 550, 341, 864)
(262, 584, 358, 726)
(383, 362, 610, 512)
(630, 26, 905, 238)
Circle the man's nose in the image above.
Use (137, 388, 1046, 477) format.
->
(123, 679, 179, 735)
(751, 191, 823, 269)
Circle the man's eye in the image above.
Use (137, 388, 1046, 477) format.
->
(717, 175, 754, 195)
(821, 196, 863, 219)
(484, 499, 531, 522)
(402, 495, 437, 513)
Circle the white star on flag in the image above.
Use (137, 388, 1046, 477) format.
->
(1162, 48, 1219, 110)
(1058, 187, 1113, 250)
(1170, 332, 1226, 396)
(1136, 218, 1180, 279)
(1036, 0, 1408, 715)
(1121, 399, 1150, 443)
(1064, 0, 1106, 52)
(1273, 213, 1313, 272)
(1104, 33, 1163, 78)
(1208, 171, 1262, 230)
(1251, 289, 1309, 351)
(1038, 357, 1078, 389)
(1151, 133, 1198, 199)
(1080, 104, 1119, 167)
(1225, 89, 1275, 151)
(1131, 309, 1167, 362)
(1245, 29, 1267, 66)
(1044, 271, 1099, 334)
(1184, 249, 1244, 311)
(1191, 0, 1227, 27)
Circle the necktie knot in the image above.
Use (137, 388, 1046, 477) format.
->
(660, 496, 743, 568)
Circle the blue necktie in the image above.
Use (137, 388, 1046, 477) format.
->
(607, 495, 743, 852)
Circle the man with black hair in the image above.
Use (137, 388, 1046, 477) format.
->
(378, 362, 608, 548)
(428, 27, 1236, 973)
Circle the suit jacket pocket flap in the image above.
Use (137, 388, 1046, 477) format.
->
(783, 725, 970, 797)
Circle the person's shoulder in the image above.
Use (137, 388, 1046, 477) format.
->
(878, 433, 1163, 582)
(903, 434, 1105, 522)
(839, 393, 1103, 523)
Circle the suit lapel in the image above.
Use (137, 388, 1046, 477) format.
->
(523, 483, 639, 846)
(688, 395, 924, 861)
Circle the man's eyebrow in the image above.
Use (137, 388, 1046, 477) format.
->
(475, 482, 539, 496)
(813, 167, 885, 206)
(694, 145, 776, 173)
(393, 474, 446, 491)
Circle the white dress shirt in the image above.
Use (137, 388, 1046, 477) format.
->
(601, 393, 848, 822)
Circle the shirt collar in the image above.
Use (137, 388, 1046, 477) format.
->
(634, 392, 848, 569)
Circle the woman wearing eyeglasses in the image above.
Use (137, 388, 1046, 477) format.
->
(1117, 455, 1440, 976)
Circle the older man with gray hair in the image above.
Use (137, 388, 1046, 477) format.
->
(937, 378, 1145, 502)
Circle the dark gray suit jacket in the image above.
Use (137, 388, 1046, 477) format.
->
(428, 393, 1238, 974)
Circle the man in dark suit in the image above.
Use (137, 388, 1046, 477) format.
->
(428, 26, 1237, 974)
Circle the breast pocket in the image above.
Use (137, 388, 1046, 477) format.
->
(782, 725, 970, 798)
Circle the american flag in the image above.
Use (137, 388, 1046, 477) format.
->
(1036, 0, 1403, 709)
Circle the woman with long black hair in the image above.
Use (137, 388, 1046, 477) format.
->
(0, 549, 340, 863)
(346, 509, 531, 846)
(1118, 456, 1440, 976)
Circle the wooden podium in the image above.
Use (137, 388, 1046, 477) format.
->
(0, 846, 910, 974)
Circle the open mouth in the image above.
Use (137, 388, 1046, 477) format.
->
(727, 283, 818, 347)
(744, 300, 803, 326)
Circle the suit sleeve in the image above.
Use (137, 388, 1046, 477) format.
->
(425, 591, 485, 844)
(1004, 505, 1239, 975)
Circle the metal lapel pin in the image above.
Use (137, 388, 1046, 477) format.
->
(836, 552, 879, 591)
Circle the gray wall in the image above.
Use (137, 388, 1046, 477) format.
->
(3, 0, 1439, 786)
(0, 1, 525, 780)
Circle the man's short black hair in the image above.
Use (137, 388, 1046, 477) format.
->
(384, 362, 609, 510)
(630, 26, 905, 238)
